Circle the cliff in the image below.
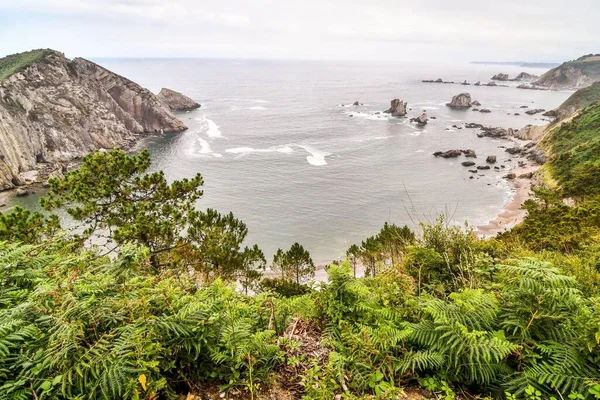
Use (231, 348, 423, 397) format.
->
(0, 49, 187, 191)
(535, 54, 600, 89)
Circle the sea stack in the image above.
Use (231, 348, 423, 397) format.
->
(446, 93, 472, 109)
(157, 88, 201, 111)
(384, 99, 407, 117)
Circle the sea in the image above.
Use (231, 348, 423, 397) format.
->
(8, 59, 573, 264)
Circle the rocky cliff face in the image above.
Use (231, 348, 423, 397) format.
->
(157, 88, 201, 111)
(0, 50, 187, 191)
(535, 55, 600, 89)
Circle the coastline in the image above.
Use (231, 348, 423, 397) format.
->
(475, 164, 539, 237)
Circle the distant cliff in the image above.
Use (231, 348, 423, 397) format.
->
(535, 54, 600, 89)
(553, 81, 600, 118)
(0, 49, 188, 191)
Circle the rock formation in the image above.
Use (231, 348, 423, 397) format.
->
(491, 73, 509, 81)
(462, 161, 475, 167)
(534, 55, 600, 89)
(513, 72, 538, 81)
(433, 149, 476, 158)
(157, 88, 201, 111)
(410, 111, 428, 126)
(486, 155, 497, 164)
(384, 99, 407, 117)
(0, 49, 188, 191)
(471, 100, 481, 106)
(479, 109, 491, 113)
(525, 108, 545, 115)
(446, 93, 472, 109)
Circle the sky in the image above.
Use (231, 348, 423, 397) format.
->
(0, 0, 599, 62)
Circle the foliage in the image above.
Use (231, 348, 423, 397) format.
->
(260, 278, 312, 297)
(0, 49, 52, 81)
(272, 242, 315, 285)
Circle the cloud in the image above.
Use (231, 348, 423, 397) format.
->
(0, 0, 598, 61)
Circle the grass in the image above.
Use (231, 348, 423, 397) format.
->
(0, 49, 53, 81)
(557, 81, 600, 116)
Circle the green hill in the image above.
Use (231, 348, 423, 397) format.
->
(0, 49, 54, 81)
(554, 81, 600, 118)
(535, 53, 600, 89)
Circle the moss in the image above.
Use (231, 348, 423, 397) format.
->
(0, 49, 54, 81)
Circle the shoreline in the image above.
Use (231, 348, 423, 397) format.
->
(475, 164, 539, 237)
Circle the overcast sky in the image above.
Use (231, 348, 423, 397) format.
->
(1, 0, 598, 62)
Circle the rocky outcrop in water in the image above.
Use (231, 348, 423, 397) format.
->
(410, 111, 428, 126)
(433, 149, 476, 158)
(446, 93, 472, 109)
(0, 49, 188, 191)
(491, 73, 509, 81)
(157, 88, 201, 111)
(514, 72, 538, 81)
(525, 108, 545, 115)
(384, 99, 407, 117)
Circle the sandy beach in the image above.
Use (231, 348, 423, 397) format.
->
(476, 164, 539, 237)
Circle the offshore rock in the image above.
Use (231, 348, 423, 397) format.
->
(384, 99, 408, 117)
(446, 93, 472, 109)
(491, 73, 509, 81)
(157, 88, 201, 111)
(410, 111, 428, 126)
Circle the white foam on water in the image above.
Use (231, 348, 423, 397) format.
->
(195, 115, 223, 138)
(225, 145, 295, 155)
(248, 106, 267, 110)
(296, 145, 331, 166)
(213, 153, 223, 158)
(415, 149, 425, 153)
(420, 106, 440, 110)
(346, 111, 394, 121)
(253, 99, 269, 103)
(449, 119, 462, 122)
(197, 138, 212, 154)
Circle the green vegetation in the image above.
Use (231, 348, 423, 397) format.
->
(557, 82, 600, 117)
(0, 49, 53, 81)
(2, 101, 600, 399)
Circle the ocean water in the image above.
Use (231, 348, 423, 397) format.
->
(9, 59, 572, 263)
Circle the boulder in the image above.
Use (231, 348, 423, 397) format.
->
(472, 108, 480, 112)
(461, 80, 470, 85)
(384, 99, 408, 117)
(462, 161, 476, 167)
(525, 108, 546, 115)
(519, 172, 534, 179)
(486, 155, 497, 164)
(446, 93, 472, 109)
(477, 165, 491, 170)
(157, 88, 201, 111)
(353, 101, 360, 106)
(486, 81, 498, 86)
(471, 100, 481, 106)
(433, 150, 463, 158)
(15, 188, 28, 197)
(462, 149, 477, 158)
(505, 173, 517, 179)
(491, 73, 510, 81)
(410, 111, 428, 126)
(505, 147, 521, 154)
(474, 81, 481, 86)
(479, 108, 491, 113)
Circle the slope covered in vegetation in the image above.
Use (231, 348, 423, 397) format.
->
(2, 103, 600, 399)
(0, 49, 53, 81)
(556, 81, 600, 118)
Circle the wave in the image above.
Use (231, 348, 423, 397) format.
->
(248, 106, 267, 110)
(296, 145, 331, 166)
(225, 145, 295, 155)
(195, 116, 223, 138)
(197, 138, 212, 154)
(225, 144, 329, 166)
(346, 111, 395, 121)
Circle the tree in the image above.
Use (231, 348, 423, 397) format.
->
(359, 236, 381, 277)
(0, 206, 60, 244)
(346, 244, 361, 278)
(274, 243, 315, 284)
(377, 222, 415, 265)
(186, 208, 249, 281)
(40, 149, 203, 270)
(237, 245, 266, 295)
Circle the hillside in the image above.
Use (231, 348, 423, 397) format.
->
(554, 81, 600, 118)
(0, 49, 187, 191)
(0, 49, 53, 81)
(535, 54, 600, 89)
